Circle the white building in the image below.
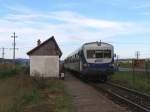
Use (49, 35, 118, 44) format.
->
(27, 36, 62, 77)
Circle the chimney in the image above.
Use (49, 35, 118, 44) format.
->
(37, 39, 41, 46)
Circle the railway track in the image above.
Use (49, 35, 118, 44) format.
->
(91, 82, 150, 112)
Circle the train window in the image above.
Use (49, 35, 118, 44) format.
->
(87, 50, 95, 58)
(104, 50, 111, 58)
(87, 50, 111, 58)
(75, 54, 77, 61)
(95, 50, 103, 58)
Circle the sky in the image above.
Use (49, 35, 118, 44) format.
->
(0, 0, 150, 59)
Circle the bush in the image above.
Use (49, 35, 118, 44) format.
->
(0, 68, 18, 78)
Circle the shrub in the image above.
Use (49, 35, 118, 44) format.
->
(0, 68, 18, 78)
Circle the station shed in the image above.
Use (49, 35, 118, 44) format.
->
(27, 36, 62, 77)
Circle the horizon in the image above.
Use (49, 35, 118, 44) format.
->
(0, 0, 150, 60)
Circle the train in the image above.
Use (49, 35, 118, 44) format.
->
(64, 41, 114, 82)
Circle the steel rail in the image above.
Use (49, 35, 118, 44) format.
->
(92, 84, 150, 112)
(107, 82, 150, 100)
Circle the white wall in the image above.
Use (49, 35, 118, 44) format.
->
(30, 56, 59, 77)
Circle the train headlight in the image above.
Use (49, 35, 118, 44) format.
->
(83, 63, 89, 68)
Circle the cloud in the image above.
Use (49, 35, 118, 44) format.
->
(48, 11, 126, 29)
(3, 3, 34, 14)
(8, 10, 132, 30)
(0, 5, 150, 59)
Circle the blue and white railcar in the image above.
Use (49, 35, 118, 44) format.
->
(64, 41, 114, 81)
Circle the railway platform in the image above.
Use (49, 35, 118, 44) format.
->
(64, 71, 128, 112)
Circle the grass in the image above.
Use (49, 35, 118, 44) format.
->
(0, 64, 26, 79)
(7, 89, 40, 112)
(0, 68, 18, 78)
(110, 71, 150, 95)
(0, 73, 40, 112)
(118, 61, 150, 69)
(47, 80, 73, 112)
(119, 62, 132, 68)
(0, 69, 74, 112)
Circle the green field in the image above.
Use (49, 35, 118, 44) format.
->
(110, 71, 150, 95)
(118, 62, 132, 68)
(0, 66, 73, 112)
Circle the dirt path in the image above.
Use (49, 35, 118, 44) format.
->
(64, 72, 128, 112)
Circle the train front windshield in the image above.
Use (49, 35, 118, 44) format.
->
(87, 50, 111, 59)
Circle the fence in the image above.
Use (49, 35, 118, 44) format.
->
(114, 59, 150, 95)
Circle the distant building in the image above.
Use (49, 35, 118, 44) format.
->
(27, 36, 62, 77)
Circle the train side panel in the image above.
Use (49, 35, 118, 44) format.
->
(64, 61, 80, 72)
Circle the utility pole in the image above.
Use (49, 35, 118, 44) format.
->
(1, 47, 5, 64)
(135, 51, 140, 60)
(117, 55, 119, 64)
(2, 47, 4, 59)
(116, 55, 119, 70)
(0, 47, 8, 64)
(11, 32, 18, 66)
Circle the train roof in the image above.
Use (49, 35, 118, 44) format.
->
(65, 41, 113, 59)
(83, 41, 113, 47)
(66, 47, 82, 58)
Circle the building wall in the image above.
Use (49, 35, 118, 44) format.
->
(30, 56, 59, 77)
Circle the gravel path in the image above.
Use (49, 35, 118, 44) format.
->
(64, 72, 128, 112)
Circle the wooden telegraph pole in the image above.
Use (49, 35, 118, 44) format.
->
(0, 47, 8, 64)
(11, 32, 18, 67)
(135, 51, 140, 60)
(2, 47, 4, 59)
